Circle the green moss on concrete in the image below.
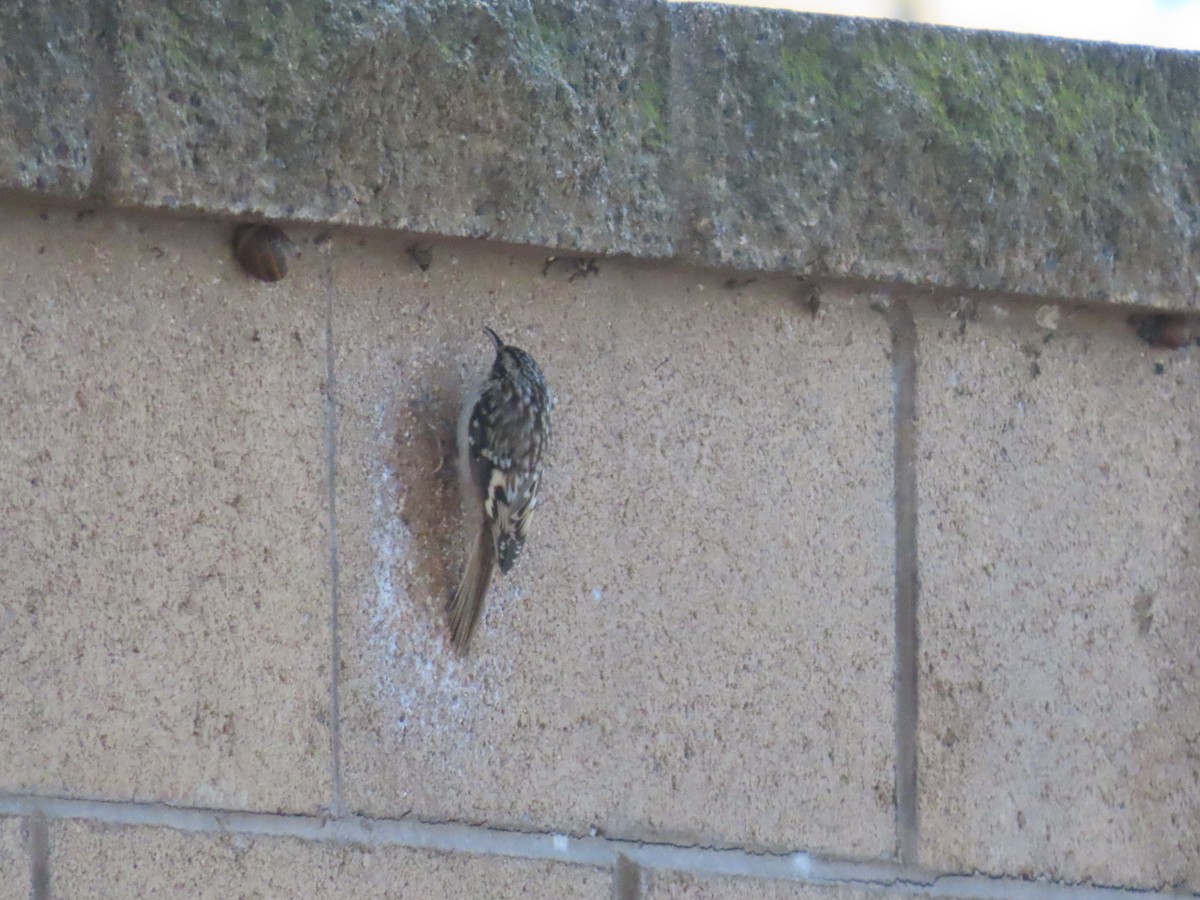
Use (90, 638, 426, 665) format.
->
(733, 12, 1174, 204)
(636, 73, 667, 150)
(674, 3, 1200, 301)
(778, 34, 832, 94)
(6, 0, 1199, 306)
(533, 10, 573, 62)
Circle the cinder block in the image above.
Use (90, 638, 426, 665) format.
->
(645, 874, 900, 900)
(334, 233, 896, 854)
(916, 301, 1200, 888)
(0, 818, 27, 900)
(50, 820, 608, 899)
(0, 206, 332, 812)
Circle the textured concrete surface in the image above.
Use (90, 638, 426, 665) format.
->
(49, 819, 609, 899)
(85, 0, 670, 247)
(0, 818, 26, 900)
(5, 196, 1198, 896)
(3, 1, 1200, 308)
(670, 9, 1200, 306)
(0, 204, 332, 812)
(0, 4, 96, 196)
(646, 875, 911, 900)
(917, 301, 1200, 888)
(334, 233, 896, 854)
(646, 870, 805, 899)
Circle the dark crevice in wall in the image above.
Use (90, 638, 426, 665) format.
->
(85, 0, 121, 201)
(887, 296, 920, 864)
(28, 809, 50, 900)
(613, 853, 642, 900)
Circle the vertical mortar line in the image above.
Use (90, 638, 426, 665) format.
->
(664, 3, 699, 260)
(613, 854, 642, 900)
(888, 296, 920, 864)
(323, 242, 343, 817)
(84, 0, 121, 200)
(28, 809, 49, 900)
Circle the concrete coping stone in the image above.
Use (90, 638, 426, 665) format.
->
(3, 0, 1199, 310)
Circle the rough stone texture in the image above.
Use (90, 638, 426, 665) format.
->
(50, 819, 609, 899)
(671, 10, 1200, 307)
(111, 0, 672, 247)
(0, 4, 97, 196)
(0, 819, 27, 900)
(0, 203, 332, 813)
(3, 1, 1200, 308)
(917, 300, 1200, 889)
(334, 233, 896, 854)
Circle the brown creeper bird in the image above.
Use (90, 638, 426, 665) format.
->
(447, 327, 552, 652)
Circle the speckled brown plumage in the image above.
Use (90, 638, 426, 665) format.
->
(447, 327, 552, 652)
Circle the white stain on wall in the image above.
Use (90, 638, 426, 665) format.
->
(364, 432, 479, 736)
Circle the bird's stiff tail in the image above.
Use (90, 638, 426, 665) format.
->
(447, 523, 495, 653)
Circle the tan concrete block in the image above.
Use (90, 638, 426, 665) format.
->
(334, 235, 896, 853)
(916, 301, 1200, 888)
(0, 818, 28, 900)
(50, 819, 608, 899)
(645, 870, 803, 899)
(645, 876, 987, 900)
(646, 875, 888, 900)
(0, 205, 331, 812)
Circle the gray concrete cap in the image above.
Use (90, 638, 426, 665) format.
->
(2, 0, 1199, 309)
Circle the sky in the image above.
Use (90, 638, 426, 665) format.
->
(673, 0, 1200, 51)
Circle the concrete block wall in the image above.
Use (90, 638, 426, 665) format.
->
(1, 1, 1197, 897)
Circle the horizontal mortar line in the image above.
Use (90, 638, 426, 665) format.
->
(0, 794, 1195, 900)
